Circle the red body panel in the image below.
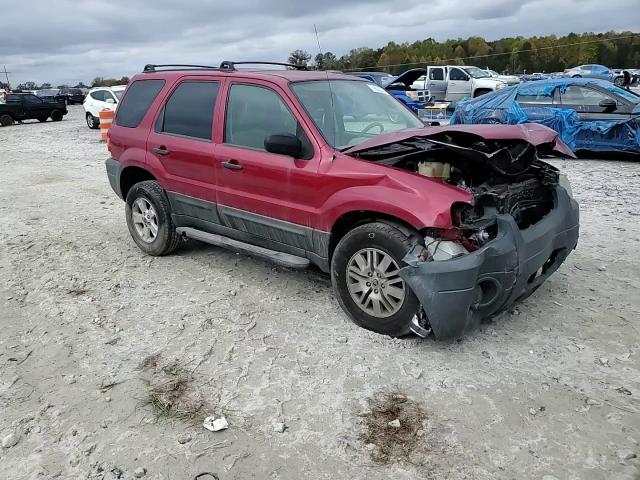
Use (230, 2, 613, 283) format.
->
(108, 69, 561, 238)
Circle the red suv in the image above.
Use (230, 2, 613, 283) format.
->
(106, 61, 579, 339)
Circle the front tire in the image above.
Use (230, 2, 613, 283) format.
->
(125, 180, 180, 256)
(473, 89, 491, 98)
(331, 222, 419, 337)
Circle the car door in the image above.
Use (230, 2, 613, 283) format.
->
(146, 78, 222, 223)
(214, 80, 322, 252)
(426, 67, 447, 101)
(23, 94, 49, 119)
(446, 67, 471, 100)
(558, 85, 634, 149)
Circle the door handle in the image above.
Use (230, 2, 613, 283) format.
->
(222, 160, 243, 171)
(153, 146, 170, 156)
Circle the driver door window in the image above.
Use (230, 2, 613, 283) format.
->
(429, 68, 444, 80)
(449, 68, 468, 81)
(25, 94, 43, 105)
(224, 84, 311, 159)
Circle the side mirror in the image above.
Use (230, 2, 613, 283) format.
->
(599, 98, 617, 111)
(264, 133, 302, 158)
(105, 98, 115, 104)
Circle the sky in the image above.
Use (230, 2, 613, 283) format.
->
(1, 0, 639, 86)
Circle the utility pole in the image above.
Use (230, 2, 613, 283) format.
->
(2, 65, 10, 89)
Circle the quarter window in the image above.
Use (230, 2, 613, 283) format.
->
(115, 79, 165, 128)
(157, 81, 219, 140)
(90, 91, 105, 101)
(224, 84, 312, 158)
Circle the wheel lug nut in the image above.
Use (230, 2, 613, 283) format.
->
(374, 289, 379, 294)
(366, 282, 371, 287)
(368, 272, 373, 277)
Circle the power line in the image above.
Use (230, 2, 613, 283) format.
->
(342, 33, 640, 72)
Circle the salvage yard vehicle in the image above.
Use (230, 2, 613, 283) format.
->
(84, 85, 127, 129)
(411, 65, 506, 101)
(563, 64, 615, 82)
(483, 69, 520, 86)
(451, 78, 640, 153)
(348, 69, 432, 114)
(105, 62, 579, 339)
(0, 92, 67, 126)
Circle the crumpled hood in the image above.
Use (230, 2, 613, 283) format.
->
(343, 124, 576, 158)
(384, 68, 427, 88)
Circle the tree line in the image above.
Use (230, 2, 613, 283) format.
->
(13, 76, 130, 91)
(289, 31, 640, 75)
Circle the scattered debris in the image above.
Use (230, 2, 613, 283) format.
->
(141, 354, 208, 421)
(359, 390, 427, 464)
(616, 387, 632, 396)
(617, 450, 637, 462)
(203, 416, 229, 432)
(177, 434, 193, 444)
(105, 336, 120, 346)
(273, 422, 286, 433)
(597, 265, 607, 272)
(2, 432, 19, 448)
(597, 357, 609, 366)
(585, 398, 602, 406)
(133, 466, 147, 478)
(336, 336, 348, 344)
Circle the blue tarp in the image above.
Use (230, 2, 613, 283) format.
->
(450, 79, 640, 153)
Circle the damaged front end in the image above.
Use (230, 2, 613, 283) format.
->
(348, 128, 580, 339)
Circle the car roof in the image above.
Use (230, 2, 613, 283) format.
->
(90, 85, 127, 91)
(130, 68, 365, 86)
(522, 78, 611, 89)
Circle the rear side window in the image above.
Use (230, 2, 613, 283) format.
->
(115, 79, 165, 128)
(90, 91, 105, 101)
(156, 81, 219, 140)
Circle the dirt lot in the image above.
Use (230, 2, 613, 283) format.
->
(1, 106, 639, 480)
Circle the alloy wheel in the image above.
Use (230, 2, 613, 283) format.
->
(131, 198, 159, 243)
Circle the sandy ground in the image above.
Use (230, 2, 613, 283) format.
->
(1, 106, 639, 480)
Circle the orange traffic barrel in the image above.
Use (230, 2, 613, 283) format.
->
(99, 108, 115, 142)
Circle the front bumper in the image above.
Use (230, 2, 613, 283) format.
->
(399, 186, 579, 339)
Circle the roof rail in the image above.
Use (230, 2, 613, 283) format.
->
(219, 61, 308, 71)
(143, 64, 218, 72)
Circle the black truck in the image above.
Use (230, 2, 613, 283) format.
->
(0, 93, 68, 126)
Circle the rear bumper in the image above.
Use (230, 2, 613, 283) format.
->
(105, 157, 123, 199)
(399, 186, 579, 339)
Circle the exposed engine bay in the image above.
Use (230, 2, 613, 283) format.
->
(348, 131, 562, 250)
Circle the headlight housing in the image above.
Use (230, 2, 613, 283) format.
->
(495, 82, 506, 90)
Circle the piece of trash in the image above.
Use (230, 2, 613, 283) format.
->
(203, 416, 228, 432)
(387, 419, 401, 428)
(616, 386, 632, 396)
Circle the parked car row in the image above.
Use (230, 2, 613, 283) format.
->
(83, 85, 127, 128)
(0, 92, 68, 126)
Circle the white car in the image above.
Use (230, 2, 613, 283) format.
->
(411, 66, 507, 101)
(83, 85, 127, 129)
(483, 69, 520, 86)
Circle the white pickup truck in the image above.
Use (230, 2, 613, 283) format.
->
(411, 65, 507, 101)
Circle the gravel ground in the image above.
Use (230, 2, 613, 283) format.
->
(1, 106, 639, 480)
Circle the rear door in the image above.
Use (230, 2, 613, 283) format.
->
(214, 80, 322, 252)
(426, 67, 447, 100)
(146, 78, 222, 223)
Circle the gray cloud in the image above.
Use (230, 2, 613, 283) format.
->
(1, 0, 638, 86)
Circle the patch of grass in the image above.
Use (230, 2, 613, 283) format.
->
(359, 389, 427, 464)
(141, 354, 207, 421)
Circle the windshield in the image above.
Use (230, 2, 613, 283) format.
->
(291, 80, 424, 150)
(464, 67, 491, 79)
(487, 70, 500, 76)
(375, 74, 395, 86)
(607, 85, 640, 104)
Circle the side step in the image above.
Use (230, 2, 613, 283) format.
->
(177, 227, 310, 269)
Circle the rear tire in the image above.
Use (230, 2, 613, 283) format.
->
(0, 114, 13, 127)
(572, 75, 582, 78)
(51, 110, 63, 122)
(38, 116, 48, 123)
(331, 222, 419, 337)
(86, 113, 99, 129)
(125, 180, 180, 256)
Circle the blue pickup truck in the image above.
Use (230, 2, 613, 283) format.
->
(348, 69, 432, 114)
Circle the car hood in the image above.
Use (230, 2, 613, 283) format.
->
(384, 68, 427, 88)
(343, 124, 575, 157)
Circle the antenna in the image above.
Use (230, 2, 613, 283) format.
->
(313, 24, 337, 155)
(2, 65, 10, 89)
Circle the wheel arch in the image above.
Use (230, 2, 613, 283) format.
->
(328, 210, 421, 262)
(120, 166, 157, 201)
